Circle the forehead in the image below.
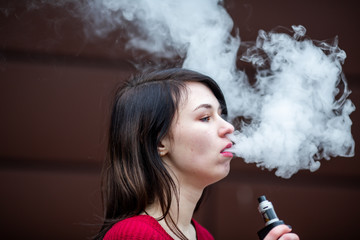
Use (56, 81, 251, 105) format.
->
(180, 82, 219, 110)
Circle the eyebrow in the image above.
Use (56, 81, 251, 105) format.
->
(193, 103, 221, 112)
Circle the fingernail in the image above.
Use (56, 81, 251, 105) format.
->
(287, 225, 292, 230)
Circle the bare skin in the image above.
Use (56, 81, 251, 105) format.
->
(147, 82, 299, 240)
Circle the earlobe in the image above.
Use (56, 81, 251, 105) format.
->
(158, 141, 169, 157)
(158, 139, 169, 157)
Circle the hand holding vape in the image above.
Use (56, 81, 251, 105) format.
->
(257, 195, 285, 240)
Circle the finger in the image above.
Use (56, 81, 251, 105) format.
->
(264, 225, 292, 240)
(278, 233, 300, 240)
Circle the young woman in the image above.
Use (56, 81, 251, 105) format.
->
(95, 68, 299, 240)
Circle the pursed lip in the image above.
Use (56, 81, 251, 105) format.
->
(221, 143, 233, 153)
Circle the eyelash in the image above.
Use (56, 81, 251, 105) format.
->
(199, 110, 225, 123)
(200, 116, 211, 122)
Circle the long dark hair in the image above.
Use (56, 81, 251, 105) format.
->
(95, 68, 228, 240)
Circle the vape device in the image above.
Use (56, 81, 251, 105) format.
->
(257, 195, 285, 240)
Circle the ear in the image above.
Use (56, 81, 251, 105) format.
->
(158, 136, 170, 157)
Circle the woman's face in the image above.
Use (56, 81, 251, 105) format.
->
(161, 82, 235, 189)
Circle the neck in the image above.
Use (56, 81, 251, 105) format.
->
(145, 184, 204, 239)
(174, 184, 203, 227)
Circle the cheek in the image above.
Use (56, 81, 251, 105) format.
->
(181, 129, 212, 155)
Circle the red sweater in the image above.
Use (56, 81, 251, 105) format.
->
(103, 215, 214, 240)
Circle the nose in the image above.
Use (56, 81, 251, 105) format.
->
(218, 117, 235, 137)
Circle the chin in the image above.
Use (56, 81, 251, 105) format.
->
(211, 168, 231, 185)
(221, 163, 231, 178)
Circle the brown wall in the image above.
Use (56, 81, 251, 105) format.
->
(1, 1, 359, 239)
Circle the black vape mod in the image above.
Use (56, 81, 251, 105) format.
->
(257, 195, 285, 240)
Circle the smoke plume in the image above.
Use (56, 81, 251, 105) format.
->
(30, 0, 355, 178)
(231, 26, 355, 178)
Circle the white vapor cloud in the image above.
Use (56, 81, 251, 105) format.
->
(29, 0, 355, 178)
